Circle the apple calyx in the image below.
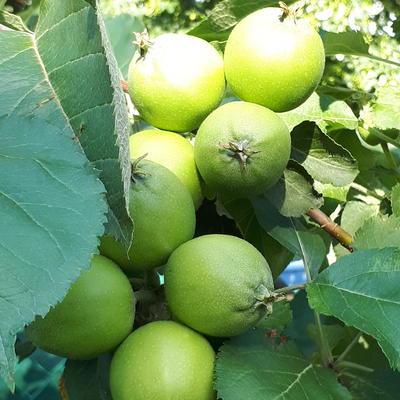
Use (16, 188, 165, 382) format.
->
(218, 139, 260, 169)
(133, 30, 153, 58)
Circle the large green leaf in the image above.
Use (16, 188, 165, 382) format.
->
(280, 93, 358, 133)
(321, 30, 400, 67)
(221, 198, 293, 279)
(353, 215, 400, 250)
(0, 0, 132, 247)
(215, 329, 351, 400)
(187, 0, 296, 43)
(307, 248, 400, 370)
(251, 197, 327, 278)
(0, 114, 107, 390)
(291, 124, 359, 187)
(265, 161, 323, 217)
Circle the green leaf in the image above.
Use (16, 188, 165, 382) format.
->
(222, 198, 293, 279)
(187, 0, 296, 42)
(361, 86, 400, 132)
(64, 355, 112, 400)
(321, 30, 400, 67)
(104, 13, 144, 79)
(353, 214, 400, 250)
(0, 114, 107, 390)
(334, 201, 378, 258)
(251, 197, 327, 277)
(265, 161, 323, 217)
(0, 0, 133, 247)
(291, 123, 359, 186)
(347, 369, 400, 400)
(0, 10, 31, 32)
(257, 301, 292, 331)
(307, 248, 400, 370)
(307, 324, 346, 353)
(392, 184, 400, 217)
(215, 329, 351, 400)
(280, 93, 358, 133)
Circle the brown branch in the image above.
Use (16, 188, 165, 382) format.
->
(307, 208, 354, 252)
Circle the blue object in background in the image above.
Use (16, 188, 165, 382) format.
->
(279, 260, 306, 286)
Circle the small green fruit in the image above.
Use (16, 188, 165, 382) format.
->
(194, 101, 290, 198)
(165, 234, 274, 337)
(130, 129, 203, 208)
(100, 160, 195, 272)
(26, 255, 134, 359)
(224, 7, 325, 112)
(128, 33, 225, 132)
(110, 321, 215, 400)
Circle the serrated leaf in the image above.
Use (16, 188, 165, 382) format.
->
(0, 0, 132, 247)
(64, 355, 112, 400)
(187, 0, 296, 42)
(392, 184, 400, 217)
(251, 197, 327, 277)
(361, 86, 400, 132)
(104, 13, 144, 79)
(265, 160, 323, 217)
(353, 215, 400, 250)
(257, 301, 292, 331)
(222, 198, 293, 279)
(291, 123, 359, 186)
(307, 248, 400, 370)
(215, 329, 351, 400)
(0, 114, 107, 390)
(280, 92, 358, 133)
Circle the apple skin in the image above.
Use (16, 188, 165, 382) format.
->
(26, 255, 135, 359)
(224, 7, 325, 112)
(110, 321, 216, 400)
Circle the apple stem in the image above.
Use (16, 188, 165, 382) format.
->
(218, 139, 260, 169)
(131, 153, 150, 182)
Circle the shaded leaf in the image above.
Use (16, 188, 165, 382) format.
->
(348, 369, 400, 400)
(222, 198, 293, 279)
(215, 329, 351, 400)
(307, 324, 346, 353)
(353, 215, 400, 250)
(265, 161, 323, 217)
(307, 248, 400, 370)
(251, 197, 327, 278)
(257, 301, 292, 331)
(64, 354, 112, 400)
(280, 93, 358, 133)
(291, 123, 359, 186)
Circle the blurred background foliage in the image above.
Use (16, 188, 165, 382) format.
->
(0, 0, 399, 399)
